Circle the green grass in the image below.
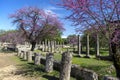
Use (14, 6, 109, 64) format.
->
(72, 56, 115, 78)
(52, 52, 115, 80)
(11, 55, 76, 80)
(19, 48, 115, 80)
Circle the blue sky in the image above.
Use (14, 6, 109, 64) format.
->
(0, 0, 77, 38)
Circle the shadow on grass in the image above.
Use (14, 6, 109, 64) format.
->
(42, 75, 59, 80)
(15, 59, 59, 80)
(73, 55, 81, 58)
(0, 49, 16, 53)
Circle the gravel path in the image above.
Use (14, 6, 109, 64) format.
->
(0, 53, 40, 80)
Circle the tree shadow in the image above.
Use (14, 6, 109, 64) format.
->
(42, 75, 59, 80)
(15, 60, 59, 80)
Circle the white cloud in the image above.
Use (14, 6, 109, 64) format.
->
(43, 6, 65, 18)
(44, 9, 55, 14)
(44, 9, 65, 18)
(46, 6, 62, 11)
(61, 35, 67, 38)
(44, 9, 57, 17)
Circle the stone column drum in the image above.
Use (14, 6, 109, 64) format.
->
(27, 51, 33, 62)
(45, 53, 54, 73)
(17, 49, 21, 57)
(23, 51, 27, 60)
(20, 51, 24, 59)
(34, 53, 41, 65)
(59, 51, 72, 80)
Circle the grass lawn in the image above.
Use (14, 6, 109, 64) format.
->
(11, 55, 76, 80)
(27, 48, 116, 79)
(72, 56, 116, 79)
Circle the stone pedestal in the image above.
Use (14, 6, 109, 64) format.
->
(20, 51, 24, 58)
(34, 53, 41, 65)
(42, 41, 45, 52)
(48, 41, 50, 52)
(18, 49, 21, 57)
(27, 51, 33, 62)
(45, 53, 54, 73)
(59, 52, 72, 80)
(23, 51, 27, 60)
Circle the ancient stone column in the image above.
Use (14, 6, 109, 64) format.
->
(54, 41, 56, 53)
(62, 41, 64, 48)
(96, 34, 100, 57)
(27, 51, 33, 62)
(44, 39, 47, 52)
(17, 49, 21, 57)
(86, 34, 90, 58)
(78, 35, 81, 57)
(50, 41, 54, 53)
(42, 41, 44, 51)
(34, 53, 41, 65)
(52, 41, 54, 53)
(57, 41, 60, 52)
(59, 51, 72, 80)
(23, 51, 27, 60)
(20, 51, 24, 59)
(45, 53, 54, 73)
(59, 42, 63, 54)
(48, 41, 51, 52)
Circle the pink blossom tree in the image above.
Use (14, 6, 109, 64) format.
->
(67, 34, 77, 45)
(10, 7, 64, 51)
(0, 30, 25, 44)
(58, 0, 120, 78)
(67, 34, 78, 52)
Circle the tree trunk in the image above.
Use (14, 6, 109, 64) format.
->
(113, 54, 120, 78)
(31, 41, 36, 51)
(109, 40, 113, 56)
(111, 42, 120, 78)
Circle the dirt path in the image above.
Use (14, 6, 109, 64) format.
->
(0, 53, 40, 80)
(0, 53, 16, 68)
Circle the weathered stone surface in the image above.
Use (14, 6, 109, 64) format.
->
(71, 65, 98, 80)
(40, 57, 98, 80)
(42, 41, 45, 52)
(17, 49, 21, 57)
(23, 51, 27, 60)
(20, 51, 24, 59)
(59, 52, 72, 80)
(103, 76, 119, 80)
(27, 51, 33, 62)
(18, 50, 99, 80)
(47, 41, 50, 52)
(45, 53, 54, 73)
(78, 35, 81, 57)
(34, 53, 41, 65)
(86, 34, 90, 58)
(44, 40, 47, 52)
(96, 34, 100, 57)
